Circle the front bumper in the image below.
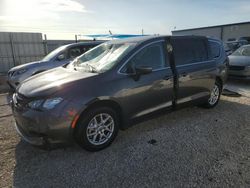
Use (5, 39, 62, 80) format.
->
(228, 66, 250, 79)
(7, 70, 31, 90)
(7, 74, 22, 90)
(11, 97, 78, 146)
(14, 122, 45, 146)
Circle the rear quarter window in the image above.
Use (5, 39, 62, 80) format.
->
(209, 41, 221, 59)
(171, 38, 208, 65)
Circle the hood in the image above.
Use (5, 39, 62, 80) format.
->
(17, 67, 98, 98)
(228, 55, 250, 66)
(9, 61, 48, 72)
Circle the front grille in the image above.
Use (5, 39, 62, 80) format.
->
(8, 71, 15, 77)
(13, 93, 29, 109)
(229, 66, 245, 71)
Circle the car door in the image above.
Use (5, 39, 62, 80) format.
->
(170, 36, 216, 105)
(118, 40, 174, 119)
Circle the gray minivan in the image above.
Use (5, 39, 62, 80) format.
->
(7, 41, 103, 89)
(11, 36, 228, 151)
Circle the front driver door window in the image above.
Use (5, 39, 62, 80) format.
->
(123, 43, 165, 73)
(119, 41, 174, 118)
(68, 47, 82, 59)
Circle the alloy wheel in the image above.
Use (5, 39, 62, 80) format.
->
(86, 113, 114, 145)
(208, 84, 220, 105)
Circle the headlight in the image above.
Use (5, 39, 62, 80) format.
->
(27, 100, 44, 110)
(42, 97, 63, 110)
(16, 69, 28, 75)
(27, 97, 63, 110)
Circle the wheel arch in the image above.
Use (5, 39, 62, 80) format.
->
(215, 76, 223, 89)
(74, 98, 124, 131)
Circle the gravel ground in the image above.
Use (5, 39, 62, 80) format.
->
(225, 79, 250, 98)
(0, 91, 249, 187)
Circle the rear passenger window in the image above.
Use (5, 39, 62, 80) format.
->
(121, 42, 166, 73)
(171, 38, 208, 65)
(209, 41, 221, 58)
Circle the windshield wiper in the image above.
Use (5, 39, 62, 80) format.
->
(85, 63, 98, 73)
(73, 61, 98, 73)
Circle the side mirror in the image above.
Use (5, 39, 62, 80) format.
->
(135, 66, 153, 75)
(57, 54, 65, 61)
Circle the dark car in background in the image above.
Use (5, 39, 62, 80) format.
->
(7, 41, 103, 89)
(228, 44, 250, 79)
(11, 36, 227, 151)
(224, 39, 248, 55)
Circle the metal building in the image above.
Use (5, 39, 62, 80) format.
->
(172, 21, 250, 42)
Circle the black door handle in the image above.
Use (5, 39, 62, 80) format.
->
(181, 72, 187, 77)
(164, 76, 172, 80)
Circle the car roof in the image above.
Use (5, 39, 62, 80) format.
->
(63, 41, 104, 48)
(63, 35, 212, 48)
(106, 35, 210, 45)
(105, 35, 164, 45)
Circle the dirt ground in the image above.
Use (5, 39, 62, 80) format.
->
(0, 91, 249, 187)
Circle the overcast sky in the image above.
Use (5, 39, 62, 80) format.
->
(0, 0, 250, 39)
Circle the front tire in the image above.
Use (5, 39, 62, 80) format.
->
(203, 80, 222, 108)
(75, 107, 119, 151)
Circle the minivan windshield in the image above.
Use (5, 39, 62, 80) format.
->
(42, 46, 66, 61)
(71, 42, 137, 73)
(232, 45, 250, 56)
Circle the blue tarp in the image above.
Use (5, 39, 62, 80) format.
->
(84, 34, 147, 39)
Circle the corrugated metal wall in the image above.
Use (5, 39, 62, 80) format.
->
(222, 24, 250, 41)
(0, 32, 46, 73)
(172, 23, 250, 42)
(172, 27, 222, 40)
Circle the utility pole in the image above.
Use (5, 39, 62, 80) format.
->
(142, 29, 144, 35)
(44, 34, 48, 55)
(75, 35, 78, 43)
(9, 33, 17, 66)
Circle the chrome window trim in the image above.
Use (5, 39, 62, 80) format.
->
(153, 67, 171, 72)
(117, 40, 166, 75)
(176, 60, 214, 68)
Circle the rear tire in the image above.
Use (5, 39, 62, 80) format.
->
(202, 80, 222, 108)
(75, 107, 119, 151)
